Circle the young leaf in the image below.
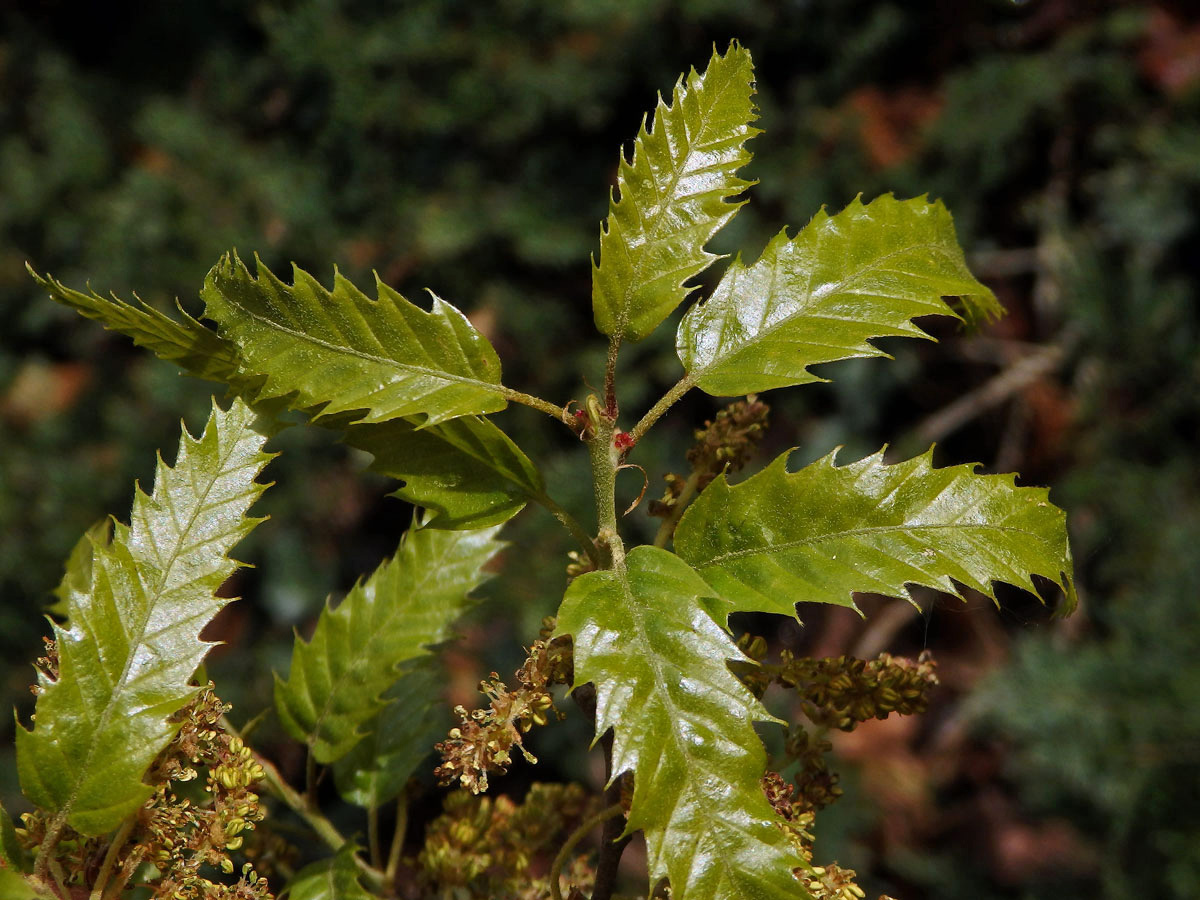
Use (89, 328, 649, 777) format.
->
(29, 268, 245, 387)
(202, 253, 507, 425)
(556, 546, 808, 900)
(592, 41, 759, 342)
(343, 415, 544, 529)
(675, 447, 1075, 619)
(274, 522, 503, 764)
(285, 844, 372, 900)
(677, 194, 1003, 396)
(16, 398, 272, 836)
(332, 662, 448, 808)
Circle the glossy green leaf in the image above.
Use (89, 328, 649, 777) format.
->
(202, 252, 507, 425)
(275, 522, 502, 763)
(16, 399, 272, 836)
(285, 844, 371, 900)
(675, 446, 1075, 618)
(29, 267, 245, 387)
(592, 41, 759, 342)
(344, 415, 544, 529)
(677, 194, 1003, 396)
(332, 662, 448, 808)
(556, 546, 808, 900)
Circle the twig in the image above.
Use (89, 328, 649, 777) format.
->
(367, 804, 382, 872)
(910, 338, 1071, 447)
(385, 792, 408, 882)
(89, 817, 135, 900)
(629, 375, 694, 445)
(548, 804, 625, 900)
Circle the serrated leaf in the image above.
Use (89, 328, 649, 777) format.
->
(16, 398, 272, 836)
(675, 446, 1075, 618)
(677, 194, 1003, 396)
(285, 844, 371, 900)
(344, 415, 544, 529)
(275, 523, 502, 764)
(592, 41, 759, 342)
(202, 253, 507, 425)
(556, 547, 808, 900)
(332, 662, 448, 808)
(29, 267, 245, 386)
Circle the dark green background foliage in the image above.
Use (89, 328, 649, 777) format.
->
(3, 1, 1198, 897)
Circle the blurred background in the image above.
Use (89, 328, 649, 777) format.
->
(2, 0, 1199, 897)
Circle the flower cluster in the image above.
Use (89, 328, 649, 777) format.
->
(763, 772, 898, 900)
(778, 650, 939, 731)
(417, 782, 598, 899)
(649, 394, 770, 518)
(137, 686, 271, 900)
(435, 625, 573, 794)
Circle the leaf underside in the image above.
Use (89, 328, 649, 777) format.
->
(202, 252, 507, 426)
(16, 399, 272, 835)
(592, 41, 760, 343)
(332, 662, 448, 808)
(556, 547, 808, 900)
(675, 446, 1076, 619)
(343, 415, 544, 529)
(677, 193, 1003, 396)
(274, 522, 503, 764)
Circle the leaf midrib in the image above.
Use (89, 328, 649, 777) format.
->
(687, 240, 960, 381)
(60, 418, 251, 827)
(697, 521, 1049, 567)
(610, 565, 773, 893)
(226, 299, 505, 402)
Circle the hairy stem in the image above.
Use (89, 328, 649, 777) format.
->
(89, 817, 135, 900)
(497, 385, 570, 423)
(549, 804, 625, 900)
(652, 470, 701, 549)
(32, 814, 67, 890)
(591, 733, 631, 900)
(629, 375, 694, 445)
(586, 415, 625, 573)
(603, 336, 621, 415)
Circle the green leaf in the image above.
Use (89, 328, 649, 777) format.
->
(592, 41, 759, 342)
(29, 267, 245, 387)
(343, 415, 544, 529)
(202, 252, 507, 425)
(274, 522, 502, 764)
(675, 446, 1075, 618)
(332, 662, 448, 808)
(0, 870, 50, 899)
(47, 519, 112, 619)
(677, 194, 1003, 396)
(0, 802, 28, 872)
(285, 844, 372, 900)
(556, 546, 807, 900)
(15, 398, 272, 836)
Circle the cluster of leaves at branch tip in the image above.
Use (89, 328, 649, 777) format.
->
(15, 37, 1074, 900)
